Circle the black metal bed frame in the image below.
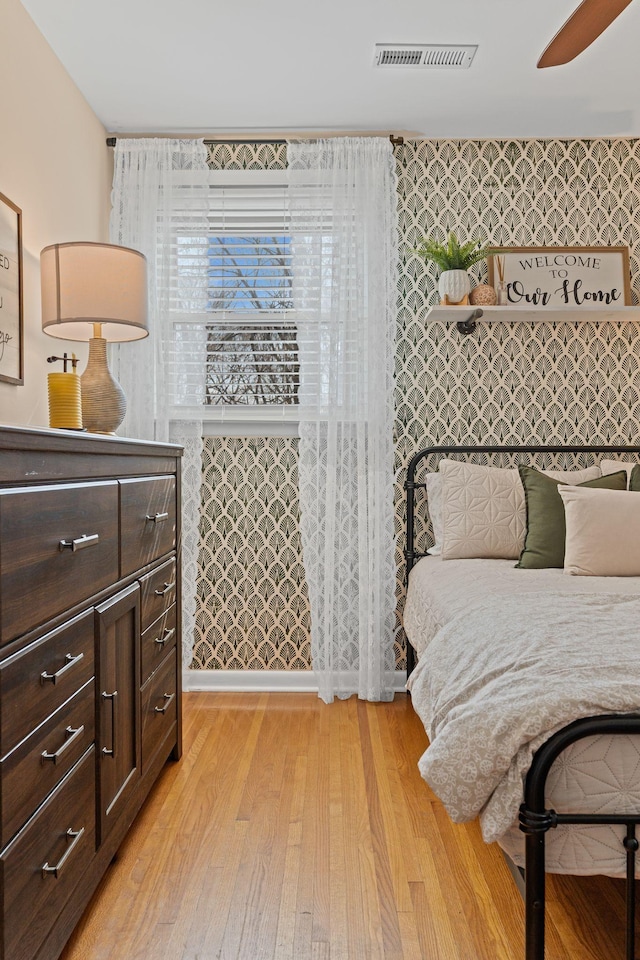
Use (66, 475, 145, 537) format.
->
(404, 444, 640, 960)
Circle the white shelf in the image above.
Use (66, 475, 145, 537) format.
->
(426, 304, 640, 327)
(425, 304, 640, 335)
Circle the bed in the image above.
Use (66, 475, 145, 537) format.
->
(403, 445, 640, 960)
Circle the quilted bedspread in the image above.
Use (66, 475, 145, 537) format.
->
(407, 585, 640, 844)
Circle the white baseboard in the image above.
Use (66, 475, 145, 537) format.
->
(184, 669, 408, 694)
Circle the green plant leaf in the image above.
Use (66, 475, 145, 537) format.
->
(415, 231, 497, 272)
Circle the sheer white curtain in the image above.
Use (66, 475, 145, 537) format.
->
(110, 138, 210, 669)
(288, 138, 398, 703)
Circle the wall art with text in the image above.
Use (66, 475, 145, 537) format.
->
(488, 246, 631, 309)
(0, 193, 23, 384)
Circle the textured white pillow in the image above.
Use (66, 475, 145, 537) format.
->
(440, 459, 526, 560)
(559, 485, 640, 576)
(600, 458, 636, 488)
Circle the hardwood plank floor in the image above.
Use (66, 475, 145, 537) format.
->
(60, 692, 634, 960)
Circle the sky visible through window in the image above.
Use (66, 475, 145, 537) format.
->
(208, 235, 292, 310)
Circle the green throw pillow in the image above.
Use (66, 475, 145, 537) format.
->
(516, 465, 628, 569)
(630, 464, 640, 491)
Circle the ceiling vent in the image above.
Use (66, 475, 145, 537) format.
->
(373, 44, 477, 68)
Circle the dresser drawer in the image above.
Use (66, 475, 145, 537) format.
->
(120, 477, 176, 577)
(140, 650, 177, 775)
(141, 604, 176, 686)
(140, 557, 177, 631)
(0, 610, 95, 757)
(1, 747, 95, 960)
(0, 680, 95, 848)
(0, 481, 118, 644)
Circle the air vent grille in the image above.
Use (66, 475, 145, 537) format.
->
(374, 44, 477, 69)
(378, 48, 423, 67)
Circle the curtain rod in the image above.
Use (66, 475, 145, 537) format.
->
(106, 135, 404, 148)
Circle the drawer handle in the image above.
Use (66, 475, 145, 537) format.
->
(154, 692, 175, 715)
(41, 725, 85, 765)
(154, 581, 176, 597)
(102, 690, 118, 757)
(154, 627, 175, 648)
(146, 512, 169, 523)
(42, 827, 85, 878)
(59, 533, 100, 552)
(40, 652, 84, 685)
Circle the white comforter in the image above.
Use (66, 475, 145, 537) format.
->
(405, 559, 640, 845)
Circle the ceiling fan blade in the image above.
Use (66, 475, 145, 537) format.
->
(538, 0, 633, 67)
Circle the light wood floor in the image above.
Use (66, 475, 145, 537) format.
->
(60, 692, 634, 960)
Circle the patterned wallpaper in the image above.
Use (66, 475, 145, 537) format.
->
(192, 137, 640, 672)
(195, 437, 310, 670)
(205, 141, 287, 170)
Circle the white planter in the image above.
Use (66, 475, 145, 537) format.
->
(438, 269, 471, 304)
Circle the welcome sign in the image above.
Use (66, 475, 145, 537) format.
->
(0, 193, 23, 384)
(488, 246, 631, 309)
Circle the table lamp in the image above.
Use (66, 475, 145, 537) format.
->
(41, 241, 148, 434)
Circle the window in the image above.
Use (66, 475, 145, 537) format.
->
(166, 170, 299, 425)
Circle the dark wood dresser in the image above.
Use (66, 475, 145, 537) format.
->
(0, 425, 182, 960)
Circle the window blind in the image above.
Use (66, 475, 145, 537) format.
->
(164, 171, 299, 416)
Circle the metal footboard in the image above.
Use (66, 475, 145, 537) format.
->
(519, 715, 640, 960)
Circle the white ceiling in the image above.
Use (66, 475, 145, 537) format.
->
(20, 0, 640, 139)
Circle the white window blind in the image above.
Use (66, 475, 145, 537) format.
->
(164, 170, 300, 422)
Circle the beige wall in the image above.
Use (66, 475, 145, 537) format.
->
(0, 0, 111, 427)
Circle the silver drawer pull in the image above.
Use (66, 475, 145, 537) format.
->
(41, 725, 85, 765)
(102, 690, 118, 757)
(59, 533, 99, 552)
(42, 827, 85, 878)
(154, 581, 175, 597)
(146, 512, 169, 523)
(40, 652, 84, 685)
(154, 692, 175, 715)
(154, 627, 175, 648)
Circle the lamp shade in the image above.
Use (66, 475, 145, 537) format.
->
(41, 241, 148, 342)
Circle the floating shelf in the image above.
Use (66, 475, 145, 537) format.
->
(425, 305, 640, 335)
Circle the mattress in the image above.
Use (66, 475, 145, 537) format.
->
(404, 556, 640, 877)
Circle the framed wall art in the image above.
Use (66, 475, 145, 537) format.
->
(0, 192, 23, 384)
(488, 246, 631, 309)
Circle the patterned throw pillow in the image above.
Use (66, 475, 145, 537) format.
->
(440, 460, 526, 560)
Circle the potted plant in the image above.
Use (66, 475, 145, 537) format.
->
(416, 232, 494, 304)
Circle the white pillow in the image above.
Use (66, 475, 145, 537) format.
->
(543, 465, 601, 483)
(600, 458, 636, 488)
(440, 459, 526, 560)
(425, 472, 443, 556)
(435, 460, 602, 561)
(559, 485, 640, 576)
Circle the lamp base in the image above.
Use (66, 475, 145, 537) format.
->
(81, 337, 126, 434)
